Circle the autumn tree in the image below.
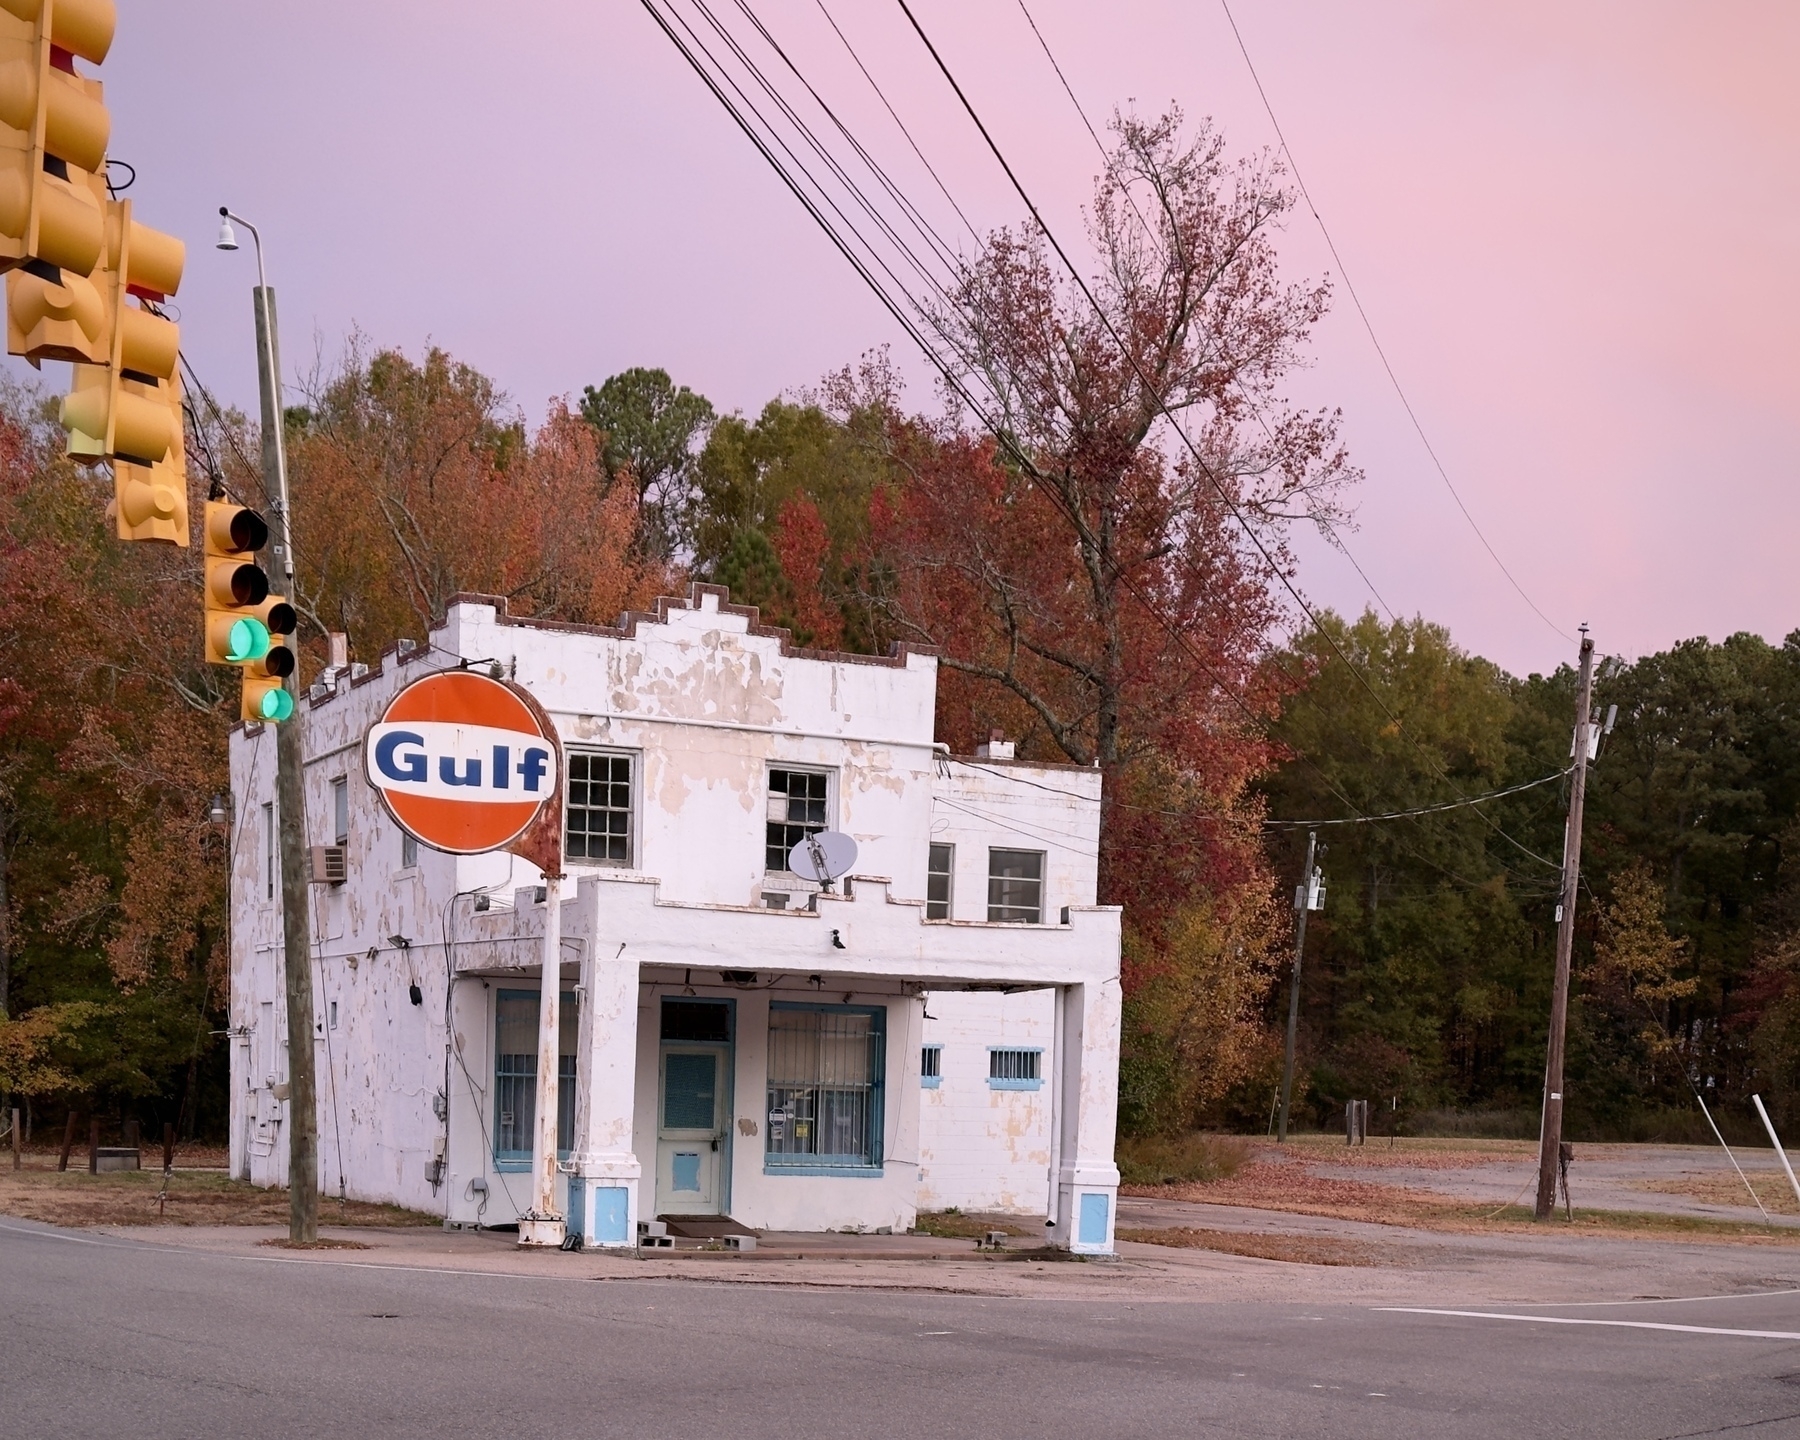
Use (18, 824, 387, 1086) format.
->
(579, 367, 715, 562)
(0, 377, 243, 1134)
(289, 343, 672, 668)
(854, 111, 1356, 1129)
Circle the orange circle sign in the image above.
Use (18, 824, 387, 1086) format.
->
(363, 670, 561, 855)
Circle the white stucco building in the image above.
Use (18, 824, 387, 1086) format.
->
(227, 585, 1122, 1251)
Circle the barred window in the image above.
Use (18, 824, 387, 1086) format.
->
(766, 768, 830, 872)
(927, 842, 954, 919)
(493, 989, 578, 1167)
(988, 1047, 1043, 1090)
(920, 1044, 942, 1089)
(987, 848, 1044, 923)
(766, 1004, 884, 1170)
(566, 752, 633, 865)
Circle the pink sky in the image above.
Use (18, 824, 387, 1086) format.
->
(30, 1, 1797, 677)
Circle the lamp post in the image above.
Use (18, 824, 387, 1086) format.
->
(217, 208, 319, 1244)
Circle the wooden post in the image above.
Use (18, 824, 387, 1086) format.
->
(1535, 631, 1595, 1220)
(57, 1110, 77, 1171)
(87, 1115, 100, 1174)
(10, 1107, 18, 1170)
(1277, 830, 1319, 1142)
(162, 1121, 175, 1174)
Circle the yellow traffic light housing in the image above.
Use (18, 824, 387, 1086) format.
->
(109, 367, 186, 542)
(53, 198, 182, 459)
(0, 0, 115, 279)
(240, 639, 296, 724)
(241, 595, 297, 722)
(202, 500, 272, 664)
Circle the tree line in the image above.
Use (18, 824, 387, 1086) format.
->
(3, 110, 1795, 1150)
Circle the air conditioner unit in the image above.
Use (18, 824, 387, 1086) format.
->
(308, 845, 346, 885)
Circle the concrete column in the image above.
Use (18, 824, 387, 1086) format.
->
(1052, 979, 1122, 1254)
(569, 881, 641, 1247)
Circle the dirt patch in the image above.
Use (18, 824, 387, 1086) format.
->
(913, 1209, 1036, 1240)
(0, 1161, 436, 1229)
(1117, 1226, 1382, 1267)
(1272, 1136, 1535, 1170)
(1125, 1152, 1800, 1245)
(256, 1237, 375, 1250)
(1632, 1171, 1800, 1217)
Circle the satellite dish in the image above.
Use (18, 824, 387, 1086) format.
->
(789, 830, 858, 889)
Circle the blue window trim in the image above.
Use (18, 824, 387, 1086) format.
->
(987, 1045, 1045, 1091)
(766, 1001, 885, 1171)
(494, 987, 577, 1169)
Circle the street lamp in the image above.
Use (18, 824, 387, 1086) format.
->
(216, 206, 318, 1246)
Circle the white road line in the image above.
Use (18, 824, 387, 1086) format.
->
(1379, 1307, 1800, 1341)
(1495, 1289, 1800, 1309)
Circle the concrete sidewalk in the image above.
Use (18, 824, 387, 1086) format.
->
(65, 1189, 1800, 1309)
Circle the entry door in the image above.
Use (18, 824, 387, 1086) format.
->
(656, 1046, 725, 1214)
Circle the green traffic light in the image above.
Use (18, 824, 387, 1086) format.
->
(226, 617, 272, 663)
(258, 687, 295, 723)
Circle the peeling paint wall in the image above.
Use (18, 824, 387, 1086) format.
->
(228, 587, 1120, 1240)
(917, 990, 1056, 1215)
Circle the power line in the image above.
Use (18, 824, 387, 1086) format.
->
(891, 0, 1560, 874)
(1216, 0, 1572, 645)
(639, 0, 1550, 898)
(1263, 769, 1568, 827)
(1013, 0, 1399, 631)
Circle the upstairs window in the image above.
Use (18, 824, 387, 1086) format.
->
(920, 1044, 942, 1089)
(988, 848, 1044, 923)
(331, 776, 349, 845)
(927, 842, 954, 919)
(401, 831, 418, 869)
(766, 768, 830, 873)
(567, 752, 633, 866)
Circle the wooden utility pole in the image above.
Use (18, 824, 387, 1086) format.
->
(1278, 830, 1319, 1142)
(258, 278, 318, 1245)
(1535, 630, 1595, 1220)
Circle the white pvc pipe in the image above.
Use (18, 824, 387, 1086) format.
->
(1752, 1094, 1800, 1214)
(521, 874, 564, 1246)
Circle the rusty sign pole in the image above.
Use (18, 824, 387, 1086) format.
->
(508, 684, 567, 1249)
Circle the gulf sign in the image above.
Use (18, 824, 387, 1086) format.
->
(363, 670, 560, 855)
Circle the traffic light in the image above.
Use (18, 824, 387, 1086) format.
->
(0, 0, 115, 279)
(54, 198, 182, 459)
(241, 652, 295, 724)
(109, 365, 186, 542)
(202, 500, 296, 724)
(241, 593, 297, 724)
(202, 499, 271, 663)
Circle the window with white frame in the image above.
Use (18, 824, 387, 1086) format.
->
(926, 842, 953, 919)
(492, 989, 578, 1169)
(987, 848, 1044, 923)
(920, 1044, 942, 1089)
(566, 751, 633, 865)
(262, 802, 275, 901)
(765, 1003, 884, 1171)
(330, 776, 349, 846)
(766, 768, 830, 873)
(988, 1047, 1043, 1090)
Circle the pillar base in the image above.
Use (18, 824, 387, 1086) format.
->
(517, 1213, 566, 1248)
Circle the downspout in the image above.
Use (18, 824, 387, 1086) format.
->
(1045, 984, 1064, 1230)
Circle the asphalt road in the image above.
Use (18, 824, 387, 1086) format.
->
(6, 1217, 1800, 1439)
